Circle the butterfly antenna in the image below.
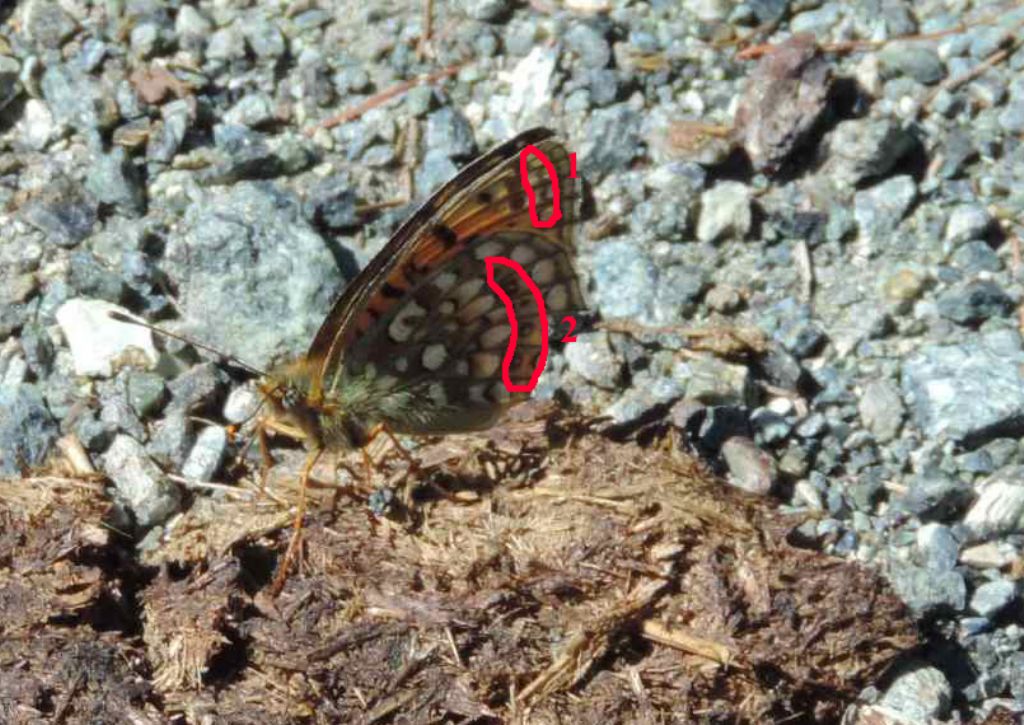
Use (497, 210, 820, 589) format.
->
(107, 310, 268, 377)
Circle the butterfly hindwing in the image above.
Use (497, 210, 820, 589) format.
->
(311, 129, 584, 434)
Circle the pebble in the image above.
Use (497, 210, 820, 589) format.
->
(697, 182, 752, 243)
(181, 425, 228, 482)
(0, 384, 58, 475)
(858, 379, 906, 443)
(916, 522, 959, 571)
(223, 384, 262, 425)
(963, 467, 1024, 541)
(721, 436, 777, 495)
(936, 280, 1014, 326)
(945, 204, 994, 245)
(101, 434, 182, 528)
(55, 299, 159, 378)
(970, 580, 1018, 620)
(887, 560, 966, 614)
(823, 119, 915, 186)
(564, 331, 622, 390)
(854, 175, 917, 247)
(684, 356, 752, 407)
(880, 664, 953, 722)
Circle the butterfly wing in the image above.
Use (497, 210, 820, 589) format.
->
(308, 127, 584, 434)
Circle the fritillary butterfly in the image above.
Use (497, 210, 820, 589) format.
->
(258, 127, 585, 452)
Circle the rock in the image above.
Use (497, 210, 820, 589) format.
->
(970, 580, 1017, 619)
(426, 107, 477, 159)
(877, 43, 946, 84)
(902, 468, 971, 520)
(56, 300, 158, 378)
(721, 437, 776, 495)
(697, 182, 752, 243)
(880, 664, 953, 722)
(466, 0, 511, 22)
(882, 267, 927, 305)
(887, 561, 966, 614)
(505, 46, 557, 120)
(416, 148, 459, 195)
(579, 104, 641, 176)
(859, 379, 906, 443)
(181, 426, 227, 482)
(963, 466, 1024, 541)
(900, 331, 1024, 443)
(564, 331, 622, 389)
(854, 176, 917, 246)
(22, 0, 78, 49)
(604, 369, 683, 424)
(23, 180, 97, 248)
(0, 384, 58, 475)
(161, 183, 345, 369)
(224, 93, 276, 128)
(304, 174, 358, 230)
(167, 363, 227, 416)
(590, 238, 658, 321)
(945, 204, 993, 245)
(20, 99, 56, 150)
(146, 411, 192, 468)
(243, 18, 286, 59)
(916, 522, 959, 571)
(102, 434, 181, 527)
(124, 370, 167, 418)
(822, 119, 916, 186)
(206, 24, 247, 62)
(223, 384, 261, 424)
(84, 147, 146, 216)
(705, 284, 742, 314)
(950, 241, 1002, 274)
(175, 4, 212, 40)
(960, 541, 1020, 569)
(936, 280, 1014, 325)
(565, 22, 611, 69)
(685, 356, 752, 407)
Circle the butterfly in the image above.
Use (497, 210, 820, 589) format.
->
(257, 127, 584, 458)
(256, 127, 585, 592)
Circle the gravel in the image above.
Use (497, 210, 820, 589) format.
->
(2, 0, 1024, 719)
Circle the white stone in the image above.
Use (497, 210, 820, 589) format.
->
(697, 182, 752, 243)
(56, 299, 158, 378)
(223, 384, 261, 424)
(964, 468, 1024, 541)
(880, 665, 952, 722)
(504, 46, 557, 119)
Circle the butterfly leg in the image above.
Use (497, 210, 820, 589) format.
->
(270, 446, 323, 597)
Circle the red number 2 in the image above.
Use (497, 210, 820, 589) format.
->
(561, 316, 577, 343)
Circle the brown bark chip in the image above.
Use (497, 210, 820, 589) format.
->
(0, 408, 916, 722)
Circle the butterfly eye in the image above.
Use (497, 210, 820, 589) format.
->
(282, 388, 300, 409)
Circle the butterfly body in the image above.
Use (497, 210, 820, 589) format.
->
(258, 127, 585, 456)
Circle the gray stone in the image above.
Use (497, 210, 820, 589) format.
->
(224, 93, 276, 128)
(685, 356, 752, 407)
(854, 176, 917, 246)
(415, 148, 459, 195)
(697, 182, 752, 243)
(970, 580, 1018, 619)
(243, 19, 286, 58)
(721, 436, 777, 495)
(565, 22, 611, 69)
(887, 561, 966, 613)
(902, 468, 971, 520)
(23, 0, 77, 49)
(877, 43, 946, 84)
(936, 280, 1014, 325)
(591, 238, 658, 322)
(859, 379, 906, 443)
(604, 373, 684, 424)
(465, 0, 511, 22)
(945, 204, 993, 245)
(0, 56, 20, 110)
(426, 107, 476, 159)
(951, 241, 1002, 274)
(900, 331, 1024, 443)
(881, 664, 953, 721)
(823, 119, 915, 186)
(916, 522, 959, 571)
(579, 104, 641, 176)
(999, 100, 1024, 134)
(146, 411, 192, 469)
(304, 175, 358, 230)
(964, 466, 1024, 541)
(125, 371, 167, 418)
(161, 183, 346, 369)
(84, 147, 145, 216)
(175, 5, 212, 39)
(181, 426, 228, 482)
(564, 331, 622, 389)
(167, 363, 227, 415)
(0, 385, 57, 475)
(23, 179, 97, 248)
(102, 434, 181, 527)
(206, 24, 247, 62)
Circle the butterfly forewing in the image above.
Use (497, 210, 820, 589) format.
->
(309, 128, 584, 435)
